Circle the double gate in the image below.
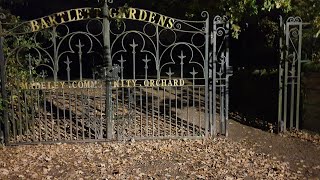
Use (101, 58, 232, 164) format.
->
(0, 2, 231, 145)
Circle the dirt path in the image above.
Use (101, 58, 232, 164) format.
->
(0, 119, 319, 179)
(229, 119, 320, 178)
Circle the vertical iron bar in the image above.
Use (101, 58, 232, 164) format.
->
(10, 94, 16, 142)
(52, 27, 58, 82)
(146, 87, 149, 137)
(140, 88, 143, 137)
(87, 89, 91, 140)
(157, 87, 160, 137)
(278, 16, 284, 133)
(131, 39, 137, 79)
(24, 91, 29, 137)
(134, 86, 137, 137)
(220, 75, 224, 134)
(100, 84, 104, 139)
(18, 90, 22, 141)
(93, 88, 97, 139)
(156, 26, 160, 79)
(152, 87, 155, 137)
(212, 63, 217, 136)
(116, 87, 119, 139)
(225, 21, 230, 137)
(75, 89, 79, 140)
(169, 86, 172, 136)
(77, 40, 83, 81)
(81, 92, 85, 140)
(209, 67, 213, 136)
(54, 90, 62, 140)
(180, 87, 184, 136)
(44, 91, 48, 141)
(163, 87, 166, 136)
(49, 91, 56, 141)
(296, 22, 302, 130)
(175, 87, 178, 137)
(187, 88, 189, 136)
(37, 90, 42, 141)
(103, 1, 113, 139)
(69, 90, 73, 140)
(283, 22, 290, 132)
(50, 90, 54, 140)
(204, 15, 210, 137)
(212, 20, 217, 136)
(121, 86, 124, 138)
(290, 57, 296, 129)
(192, 77, 195, 136)
(198, 87, 201, 135)
(31, 90, 35, 142)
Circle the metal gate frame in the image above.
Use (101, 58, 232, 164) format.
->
(278, 16, 303, 133)
(0, 1, 231, 145)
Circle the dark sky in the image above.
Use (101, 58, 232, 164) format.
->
(7, 0, 195, 21)
(11, 0, 113, 19)
(9, 0, 165, 20)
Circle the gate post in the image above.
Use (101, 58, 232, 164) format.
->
(0, 19, 9, 145)
(102, 1, 113, 139)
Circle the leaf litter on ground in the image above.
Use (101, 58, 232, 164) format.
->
(0, 138, 305, 179)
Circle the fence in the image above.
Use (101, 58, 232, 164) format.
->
(0, 2, 231, 145)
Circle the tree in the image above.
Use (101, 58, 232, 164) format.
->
(287, 0, 320, 70)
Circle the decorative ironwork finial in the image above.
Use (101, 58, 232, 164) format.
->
(130, 39, 138, 53)
(76, 39, 84, 54)
(166, 67, 174, 79)
(64, 56, 72, 82)
(40, 70, 47, 81)
(190, 67, 198, 77)
(118, 55, 126, 79)
(178, 50, 186, 78)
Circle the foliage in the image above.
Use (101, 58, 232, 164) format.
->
(220, 0, 290, 38)
(1, 9, 34, 78)
(0, 8, 37, 121)
(289, 0, 320, 71)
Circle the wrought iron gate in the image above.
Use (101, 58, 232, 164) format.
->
(278, 16, 303, 132)
(0, 2, 230, 145)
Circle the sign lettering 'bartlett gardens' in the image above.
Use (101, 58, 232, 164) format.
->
(29, 7, 175, 32)
(20, 79, 185, 90)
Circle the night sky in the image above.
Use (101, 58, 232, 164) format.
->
(8, 0, 181, 20)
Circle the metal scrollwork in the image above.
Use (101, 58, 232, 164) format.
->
(289, 27, 300, 38)
(9, 19, 104, 81)
(286, 16, 302, 23)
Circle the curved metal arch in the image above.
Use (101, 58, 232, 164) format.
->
(56, 31, 103, 60)
(159, 42, 205, 75)
(111, 30, 157, 61)
(15, 46, 54, 69)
